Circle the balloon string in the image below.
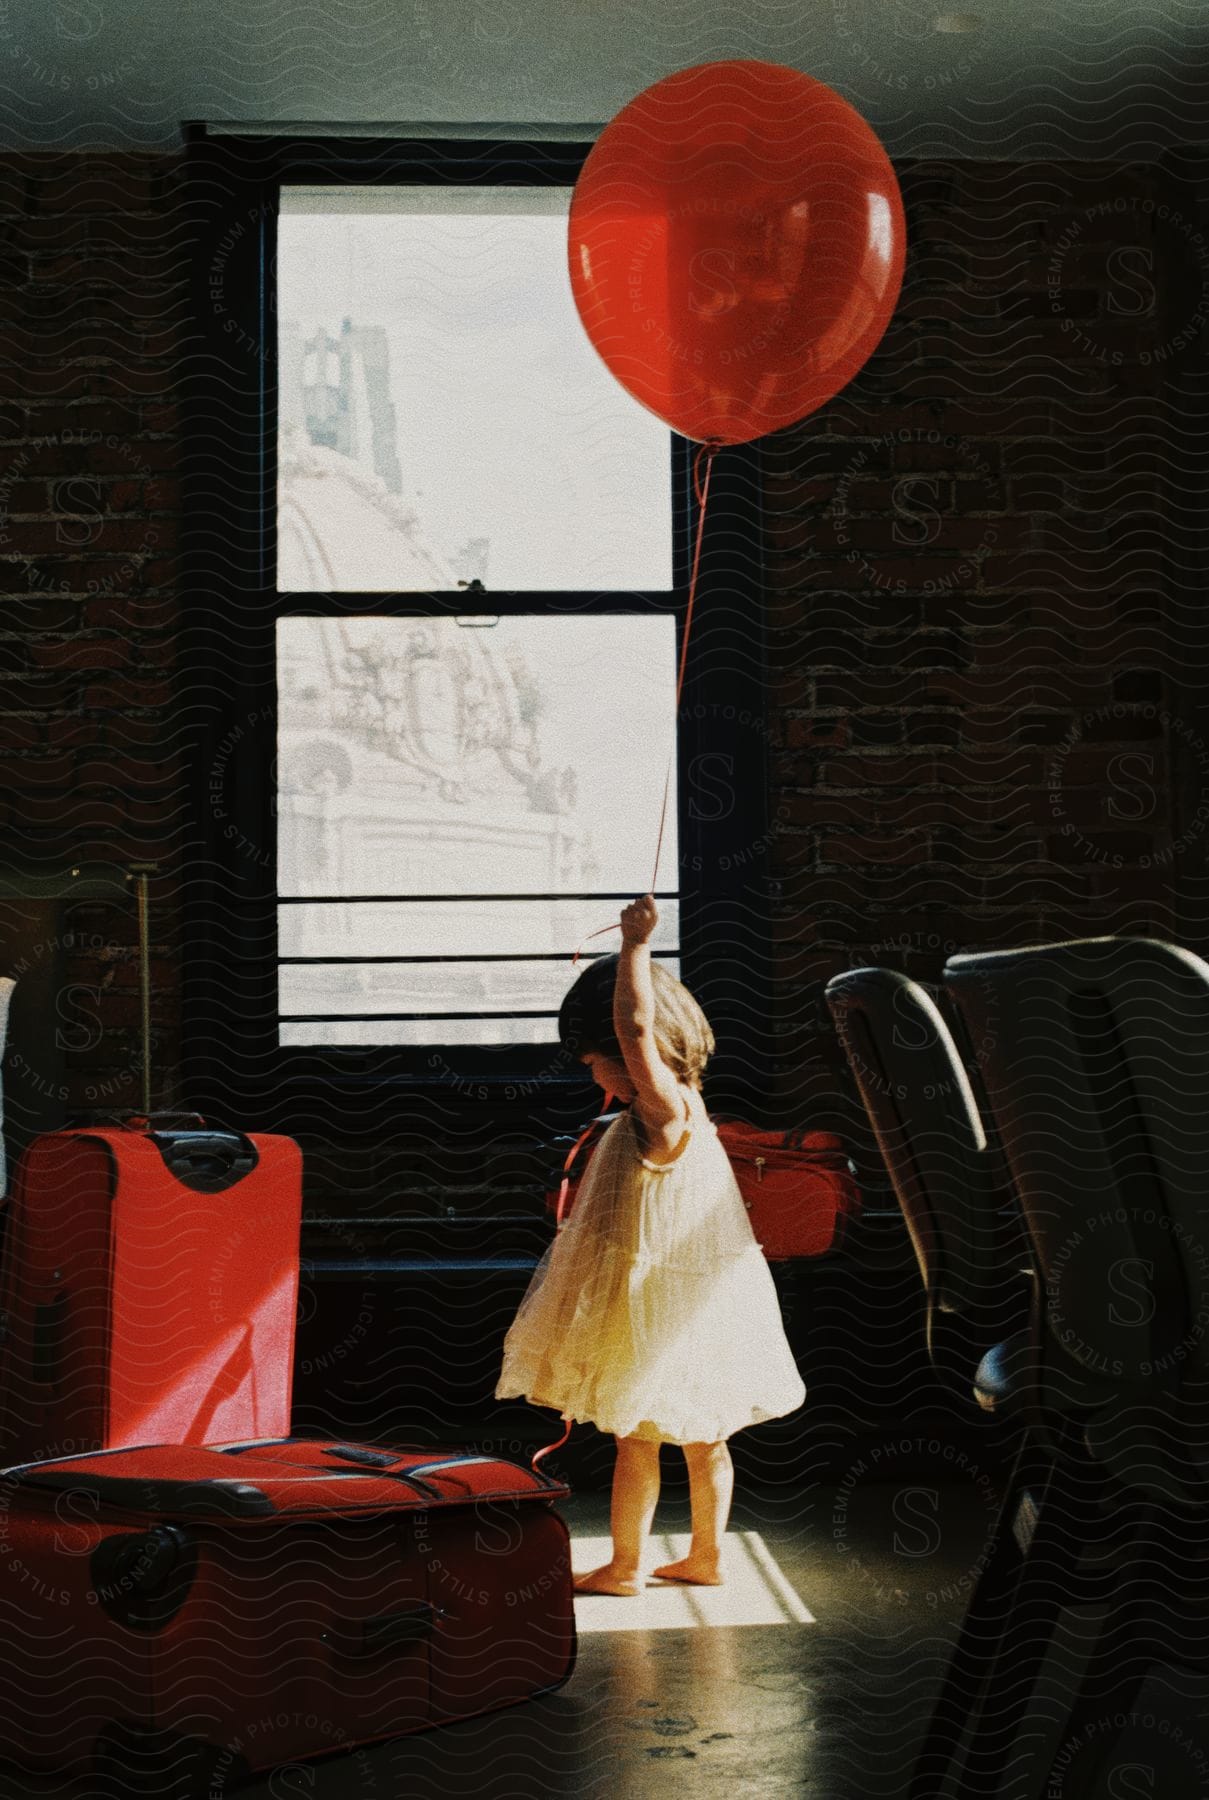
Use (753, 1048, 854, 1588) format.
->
(529, 1414, 572, 1473)
(553, 1089, 615, 1233)
(536, 444, 717, 1477)
(570, 441, 719, 967)
(652, 440, 716, 893)
(531, 1090, 617, 1476)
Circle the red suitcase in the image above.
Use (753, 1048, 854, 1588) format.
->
(0, 1434, 576, 1791)
(711, 1121, 862, 1257)
(0, 1117, 303, 1464)
(546, 1112, 861, 1255)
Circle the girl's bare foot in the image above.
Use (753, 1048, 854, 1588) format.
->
(572, 1563, 642, 1596)
(650, 1552, 724, 1585)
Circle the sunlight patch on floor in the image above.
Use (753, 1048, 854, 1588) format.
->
(569, 1530, 816, 1633)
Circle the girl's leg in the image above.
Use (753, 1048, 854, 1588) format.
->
(572, 1434, 662, 1596)
(651, 1438, 733, 1585)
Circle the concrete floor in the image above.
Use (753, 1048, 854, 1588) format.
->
(0, 1457, 1001, 1799)
(344, 1472, 983, 1800)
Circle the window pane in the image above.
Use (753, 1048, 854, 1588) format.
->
(280, 1017, 564, 1048)
(277, 185, 672, 592)
(277, 614, 678, 896)
(278, 897, 679, 959)
(280, 954, 681, 1018)
(276, 612, 682, 1049)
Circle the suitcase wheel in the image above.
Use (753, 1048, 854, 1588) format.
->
(91, 1526, 198, 1630)
(91, 1723, 252, 1799)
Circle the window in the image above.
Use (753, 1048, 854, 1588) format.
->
(276, 187, 672, 592)
(276, 612, 682, 1047)
(271, 181, 679, 1053)
(182, 129, 772, 1122)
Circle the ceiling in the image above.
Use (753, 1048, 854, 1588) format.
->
(2, 0, 1207, 160)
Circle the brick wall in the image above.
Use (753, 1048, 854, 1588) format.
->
(764, 156, 1209, 1126)
(1, 149, 1206, 1175)
(0, 153, 187, 1131)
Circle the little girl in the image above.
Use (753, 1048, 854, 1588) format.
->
(495, 894, 807, 1596)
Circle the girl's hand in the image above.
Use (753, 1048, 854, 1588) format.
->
(620, 894, 658, 947)
(614, 892, 680, 1131)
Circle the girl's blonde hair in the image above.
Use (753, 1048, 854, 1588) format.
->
(557, 954, 715, 1088)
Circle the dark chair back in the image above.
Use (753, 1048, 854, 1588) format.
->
(943, 935, 1209, 1507)
(825, 966, 1027, 1380)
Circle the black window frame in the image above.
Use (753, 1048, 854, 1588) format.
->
(180, 125, 775, 1130)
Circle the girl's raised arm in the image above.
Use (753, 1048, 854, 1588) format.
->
(613, 895, 683, 1134)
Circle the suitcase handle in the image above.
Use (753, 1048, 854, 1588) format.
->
(94, 1114, 260, 1192)
(119, 1116, 260, 1193)
(147, 1130, 259, 1193)
(123, 1112, 208, 1131)
(318, 1446, 444, 1500)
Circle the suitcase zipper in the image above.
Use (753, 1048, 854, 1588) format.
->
(401, 1456, 496, 1475)
(403, 1455, 567, 1495)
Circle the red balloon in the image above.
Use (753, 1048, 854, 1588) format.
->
(568, 59, 906, 446)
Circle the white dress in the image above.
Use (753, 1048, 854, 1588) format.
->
(495, 1084, 807, 1444)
